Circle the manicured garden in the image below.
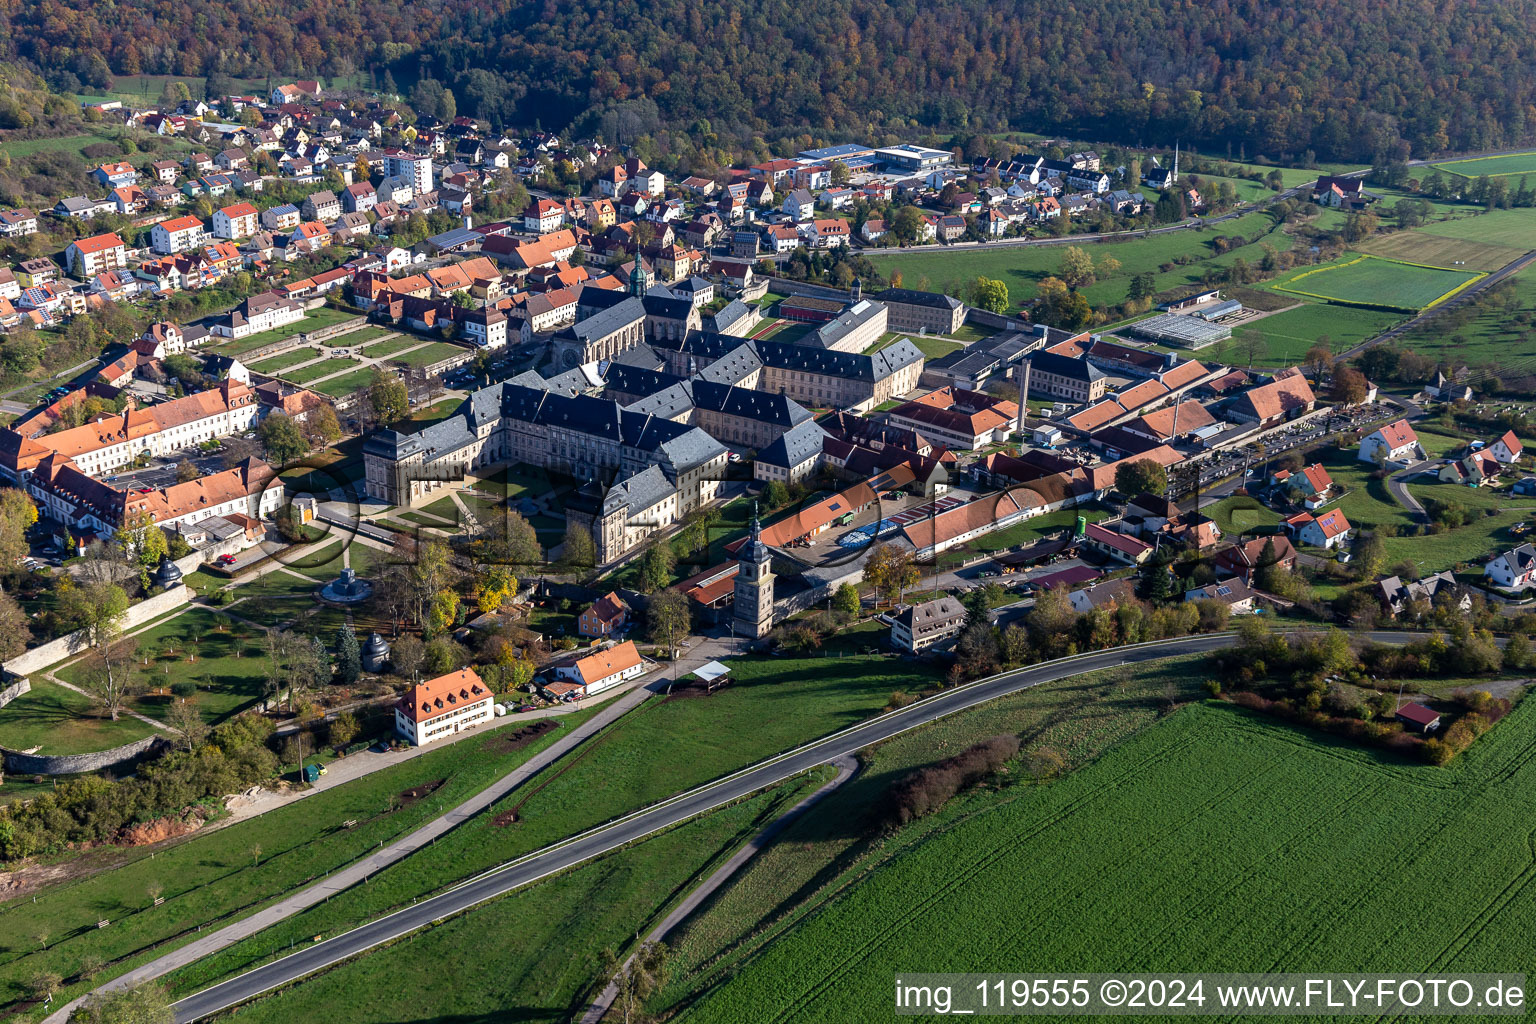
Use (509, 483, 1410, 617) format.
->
(311, 367, 379, 398)
(285, 357, 361, 385)
(387, 341, 467, 368)
(0, 678, 155, 755)
(247, 348, 324, 376)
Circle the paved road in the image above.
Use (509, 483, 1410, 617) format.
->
(169, 629, 1418, 1022)
(1387, 460, 1436, 520)
(577, 753, 860, 1024)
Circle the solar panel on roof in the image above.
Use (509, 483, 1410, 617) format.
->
(1216, 586, 1232, 596)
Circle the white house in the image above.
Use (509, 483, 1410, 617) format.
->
(1492, 430, 1524, 465)
(1288, 508, 1352, 550)
(212, 202, 259, 240)
(151, 215, 207, 254)
(1486, 544, 1536, 591)
(552, 640, 646, 696)
(1359, 419, 1424, 465)
(394, 668, 495, 746)
(782, 189, 815, 221)
(210, 292, 305, 339)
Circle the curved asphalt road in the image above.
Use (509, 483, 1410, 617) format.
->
(172, 628, 1419, 1022)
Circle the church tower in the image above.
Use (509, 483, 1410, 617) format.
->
(628, 259, 652, 297)
(733, 506, 775, 639)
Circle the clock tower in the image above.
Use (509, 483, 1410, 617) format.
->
(733, 507, 775, 639)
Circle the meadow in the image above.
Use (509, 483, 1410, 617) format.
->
(1223, 302, 1403, 365)
(1411, 205, 1536, 248)
(866, 211, 1287, 309)
(674, 696, 1536, 1023)
(0, 710, 590, 1013)
(1429, 150, 1536, 179)
(1270, 254, 1480, 310)
(1395, 263, 1536, 371)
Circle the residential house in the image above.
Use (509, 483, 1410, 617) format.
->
(552, 640, 646, 696)
(212, 202, 259, 240)
(149, 160, 180, 184)
(261, 204, 302, 231)
(1271, 462, 1335, 508)
(343, 181, 378, 213)
(861, 218, 888, 243)
(1492, 430, 1524, 464)
(1485, 543, 1536, 591)
(1183, 577, 1260, 614)
(782, 189, 815, 221)
(302, 190, 341, 222)
(0, 208, 38, 237)
(890, 596, 967, 653)
(578, 592, 630, 638)
(1288, 508, 1352, 550)
(1214, 534, 1297, 584)
(1082, 521, 1153, 564)
(524, 198, 565, 233)
(54, 196, 113, 219)
(1378, 571, 1467, 618)
(1359, 419, 1424, 465)
(93, 161, 138, 188)
(152, 215, 206, 254)
(64, 233, 128, 277)
(394, 668, 494, 746)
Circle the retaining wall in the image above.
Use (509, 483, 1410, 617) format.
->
(2, 584, 194, 680)
(0, 679, 30, 710)
(2, 735, 169, 776)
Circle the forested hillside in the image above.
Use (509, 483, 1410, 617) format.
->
(5, 0, 1536, 161)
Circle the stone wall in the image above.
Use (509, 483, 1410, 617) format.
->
(2, 585, 193, 680)
(2, 735, 168, 776)
(0, 678, 30, 710)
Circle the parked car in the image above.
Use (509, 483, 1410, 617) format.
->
(216, 553, 238, 565)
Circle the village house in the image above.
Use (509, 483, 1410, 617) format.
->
(212, 202, 259, 240)
(1287, 508, 1352, 550)
(1359, 419, 1425, 465)
(394, 668, 494, 746)
(1377, 571, 1468, 617)
(64, 232, 128, 277)
(578, 592, 630, 637)
(152, 215, 207, 254)
(890, 596, 967, 653)
(552, 640, 646, 696)
(1271, 462, 1335, 508)
(1485, 543, 1536, 591)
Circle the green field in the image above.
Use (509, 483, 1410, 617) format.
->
(1222, 303, 1404, 365)
(677, 697, 1536, 1022)
(0, 129, 122, 159)
(1270, 254, 1481, 311)
(284, 357, 360, 385)
(1352, 229, 1527, 273)
(1411, 205, 1536, 249)
(1396, 263, 1536, 370)
(0, 709, 591, 1013)
(0, 678, 155, 755)
(1430, 150, 1536, 179)
(211, 309, 358, 357)
(867, 212, 1289, 309)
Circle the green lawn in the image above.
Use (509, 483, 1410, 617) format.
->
(0, 709, 593, 1014)
(868, 211, 1288, 310)
(355, 336, 418, 359)
(284, 357, 360, 385)
(392, 398, 462, 432)
(675, 697, 1536, 1023)
(1269, 254, 1481, 311)
(161, 630, 950, 995)
(57, 607, 269, 727)
(962, 507, 1110, 556)
(330, 326, 395, 347)
(247, 347, 324, 376)
(312, 367, 380, 399)
(387, 342, 467, 368)
(0, 129, 122, 159)
(1205, 495, 1282, 536)
(0, 678, 155, 755)
(946, 322, 1000, 344)
(1221, 302, 1403, 366)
